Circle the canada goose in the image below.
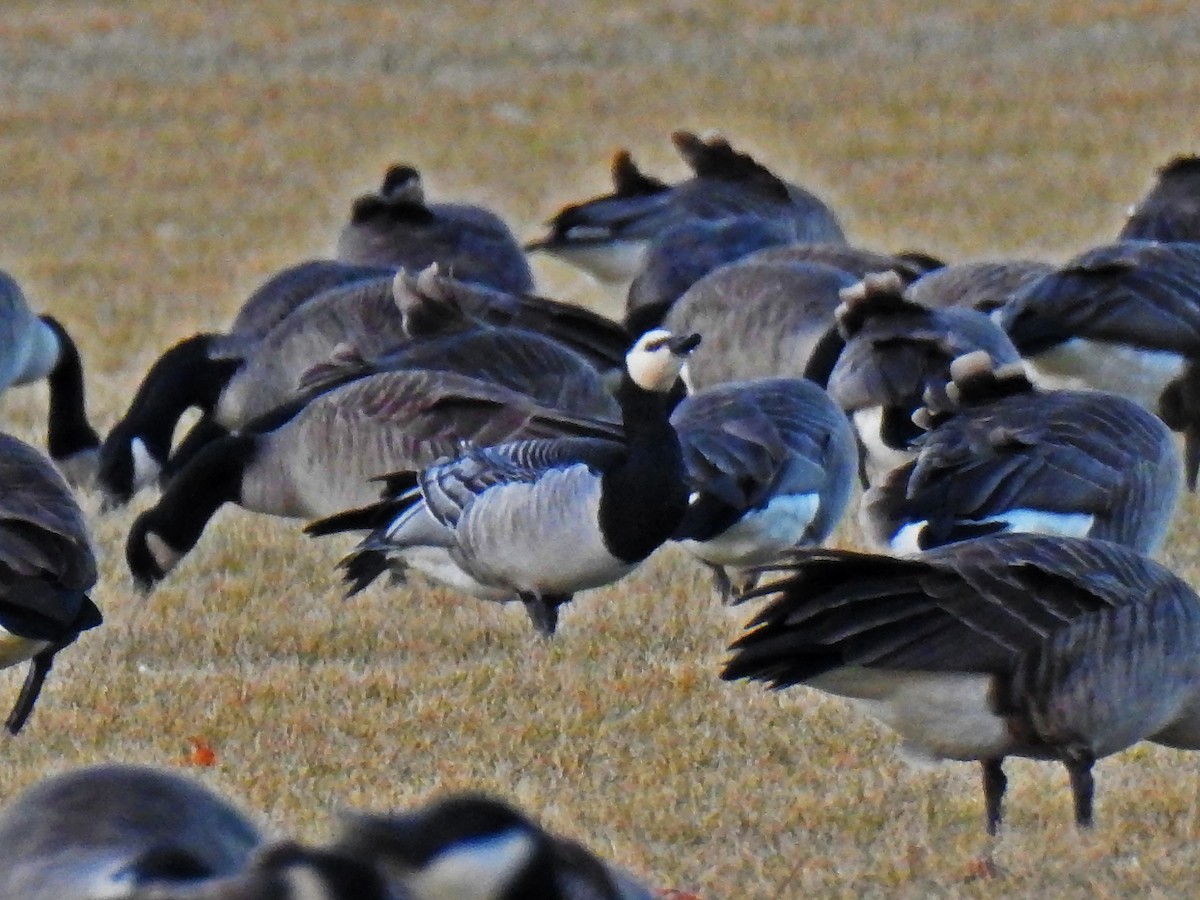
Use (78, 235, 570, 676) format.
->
(100, 266, 626, 506)
(337, 163, 534, 294)
(0, 271, 100, 485)
(1118, 155, 1200, 243)
(670, 377, 858, 600)
(861, 351, 1183, 553)
(722, 533, 1200, 833)
(903, 259, 1054, 312)
(0, 432, 101, 733)
(0, 763, 261, 898)
(526, 131, 845, 288)
(995, 240, 1200, 408)
(662, 260, 857, 390)
(126, 366, 621, 592)
(821, 272, 1022, 484)
(306, 329, 700, 635)
(333, 792, 652, 900)
(98, 259, 393, 505)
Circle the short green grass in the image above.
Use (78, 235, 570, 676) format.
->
(4, 2, 1200, 896)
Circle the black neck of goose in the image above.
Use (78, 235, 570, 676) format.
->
(39, 317, 100, 460)
(137, 433, 259, 558)
(599, 372, 688, 563)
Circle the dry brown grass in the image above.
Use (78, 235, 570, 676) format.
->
(4, 2, 1200, 896)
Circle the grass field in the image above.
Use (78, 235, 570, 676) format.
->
(4, 2, 1200, 896)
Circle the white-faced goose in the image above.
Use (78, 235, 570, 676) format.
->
(306, 329, 700, 635)
(0, 432, 101, 733)
(337, 163, 534, 294)
(821, 272, 1022, 484)
(662, 260, 858, 391)
(903, 259, 1054, 312)
(97, 259, 393, 505)
(0, 272, 99, 486)
(670, 377, 857, 599)
(995, 240, 1200, 408)
(723, 533, 1200, 833)
(125, 366, 621, 592)
(0, 764, 262, 899)
(861, 351, 1182, 553)
(1118, 155, 1200, 243)
(100, 266, 627, 507)
(525, 131, 845, 289)
(333, 793, 652, 900)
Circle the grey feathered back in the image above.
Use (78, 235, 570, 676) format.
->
(1119, 155, 1200, 243)
(904, 259, 1053, 312)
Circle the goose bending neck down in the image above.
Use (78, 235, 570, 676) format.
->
(306, 329, 701, 635)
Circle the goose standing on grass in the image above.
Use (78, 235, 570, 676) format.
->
(722, 533, 1200, 833)
(663, 260, 857, 390)
(862, 351, 1183, 553)
(670, 377, 857, 600)
(526, 131, 845, 289)
(333, 792, 653, 900)
(0, 272, 99, 486)
(337, 163, 534, 294)
(125, 364, 621, 592)
(0, 764, 262, 899)
(1118, 155, 1200, 243)
(306, 329, 701, 635)
(821, 272, 1022, 484)
(0, 432, 101, 734)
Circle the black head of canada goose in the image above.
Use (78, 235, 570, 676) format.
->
(337, 163, 534, 295)
(0, 763, 262, 899)
(995, 240, 1200, 408)
(0, 432, 101, 734)
(125, 363, 623, 593)
(305, 328, 701, 635)
(669, 377, 858, 600)
(525, 131, 846, 288)
(723, 533, 1200, 834)
(0, 271, 100, 486)
(903, 259, 1054, 312)
(860, 350, 1182, 553)
(663, 260, 858, 392)
(332, 792, 652, 900)
(821, 272, 1022, 485)
(1118, 154, 1200, 243)
(97, 260, 394, 507)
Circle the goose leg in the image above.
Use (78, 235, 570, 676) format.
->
(981, 759, 1007, 836)
(705, 563, 734, 603)
(521, 594, 564, 637)
(6, 647, 57, 735)
(1064, 752, 1096, 829)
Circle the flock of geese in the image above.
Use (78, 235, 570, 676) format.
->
(4, 132, 1200, 895)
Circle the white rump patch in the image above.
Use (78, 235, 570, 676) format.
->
(407, 828, 536, 900)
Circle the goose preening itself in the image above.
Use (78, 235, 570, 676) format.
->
(1118, 155, 1200, 243)
(125, 366, 621, 592)
(722, 533, 1200, 833)
(670, 377, 857, 600)
(526, 131, 845, 288)
(861, 351, 1182, 553)
(333, 792, 653, 900)
(0, 271, 99, 486)
(995, 240, 1200, 408)
(337, 163, 534, 294)
(0, 764, 263, 899)
(821, 272, 1022, 484)
(663, 260, 857, 390)
(0, 432, 101, 733)
(306, 329, 701, 635)
(903, 259, 1054, 312)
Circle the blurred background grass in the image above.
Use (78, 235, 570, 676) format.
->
(3, 2, 1200, 895)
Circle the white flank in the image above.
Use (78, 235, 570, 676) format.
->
(546, 238, 648, 286)
(407, 829, 536, 900)
(678, 492, 820, 566)
(1024, 339, 1184, 408)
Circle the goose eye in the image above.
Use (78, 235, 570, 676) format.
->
(642, 338, 668, 352)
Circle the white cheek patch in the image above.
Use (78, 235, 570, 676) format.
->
(286, 865, 339, 900)
(130, 437, 163, 490)
(145, 532, 184, 575)
(406, 829, 536, 900)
